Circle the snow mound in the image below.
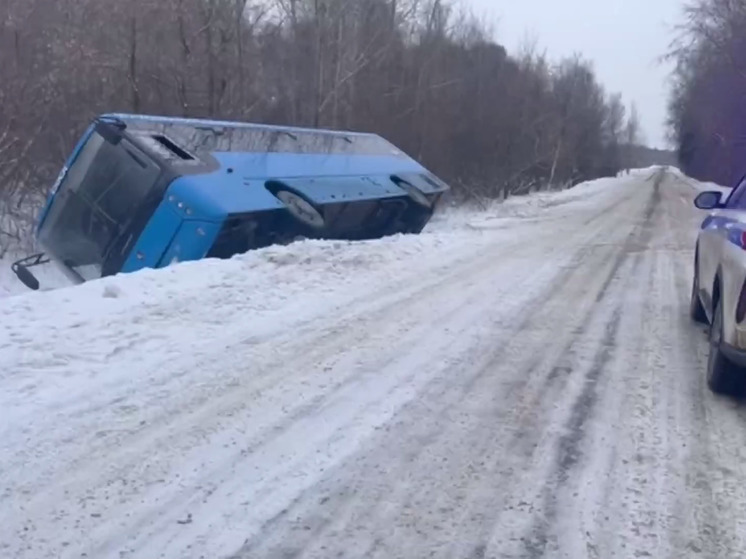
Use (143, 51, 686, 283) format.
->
(0, 172, 634, 301)
(664, 167, 731, 195)
(437, 174, 635, 230)
(0, 254, 71, 298)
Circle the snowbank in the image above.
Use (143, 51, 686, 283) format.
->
(0, 172, 635, 301)
(0, 172, 638, 449)
(0, 253, 71, 298)
(0, 172, 641, 416)
(430, 174, 629, 230)
(664, 166, 731, 195)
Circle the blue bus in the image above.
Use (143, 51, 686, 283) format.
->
(12, 114, 449, 290)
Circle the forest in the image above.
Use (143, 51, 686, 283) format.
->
(0, 0, 641, 253)
(669, 0, 746, 187)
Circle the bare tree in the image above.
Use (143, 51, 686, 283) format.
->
(0, 0, 635, 251)
(667, 0, 746, 184)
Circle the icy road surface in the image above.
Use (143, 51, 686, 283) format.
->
(1, 168, 743, 558)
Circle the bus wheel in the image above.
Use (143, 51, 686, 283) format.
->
(276, 190, 326, 230)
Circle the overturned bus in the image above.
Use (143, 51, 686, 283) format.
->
(12, 114, 449, 290)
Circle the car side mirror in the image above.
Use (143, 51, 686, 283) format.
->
(694, 191, 723, 210)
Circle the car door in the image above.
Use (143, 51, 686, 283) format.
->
(698, 175, 746, 313)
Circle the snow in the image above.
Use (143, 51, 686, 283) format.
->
(0, 172, 631, 421)
(0, 173, 628, 299)
(0, 252, 70, 298)
(664, 165, 732, 195)
(3, 166, 740, 558)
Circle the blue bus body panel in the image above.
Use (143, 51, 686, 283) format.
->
(167, 172, 245, 218)
(33, 113, 449, 284)
(121, 193, 227, 273)
(213, 152, 425, 180)
(157, 219, 223, 268)
(165, 153, 431, 216)
(120, 201, 188, 273)
(277, 176, 404, 204)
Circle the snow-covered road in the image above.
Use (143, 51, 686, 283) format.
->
(2, 168, 743, 558)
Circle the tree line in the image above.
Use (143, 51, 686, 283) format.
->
(0, 0, 640, 253)
(668, 0, 746, 187)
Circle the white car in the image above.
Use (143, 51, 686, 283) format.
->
(692, 181, 746, 394)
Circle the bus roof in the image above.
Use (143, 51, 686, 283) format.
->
(101, 113, 380, 139)
(100, 113, 401, 160)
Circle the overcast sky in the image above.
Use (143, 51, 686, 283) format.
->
(463, 0, 682, 149)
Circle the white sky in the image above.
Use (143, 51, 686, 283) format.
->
(462, 0, 683, 148)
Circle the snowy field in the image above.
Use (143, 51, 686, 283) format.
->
(3, 166, 744, 558)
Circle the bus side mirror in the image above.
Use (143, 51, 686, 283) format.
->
(12, 263, 40, 291)
(95, 120, 125, 145)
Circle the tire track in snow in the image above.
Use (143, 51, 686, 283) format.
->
(663, 177, 725, 558)
(231, 243, 623, 559)
(568, 172, 727, 559)
(522, 307, 623, 559)
(493, 172, 664, 558)
(500, 171, 739, 559)
(663, 172, 746, 558)
(4, 182, 646, 559)
(229, 186, 656, 559)
(154, 194, 644, 559)
(6, 171, 702, 559)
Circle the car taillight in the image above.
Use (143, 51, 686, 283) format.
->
(737, 278, 746, 323)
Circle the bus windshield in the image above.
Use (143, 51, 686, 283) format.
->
(38, 131, 161, 281)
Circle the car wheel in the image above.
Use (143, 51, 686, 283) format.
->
(276, 190, 326, 230)
(690, 261, 708, 323)
(707, 299, 743, 395)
